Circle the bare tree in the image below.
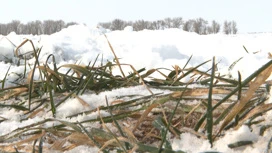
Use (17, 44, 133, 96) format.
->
(6, 23, 13, 34)
(126, 21, 133, 27)
(24, 20, 43, 35)
(43, 20, 55, 34)
(231, 21, 238, 34)
(223, 21, 232, 34)
(25, 23, 32, 34)
(223, 21, 230, 34)
(17, 23, 27, 34)
(17, 24, 24, 34)
(183, 20, 195, 32)
(206, 20, 220, 34)
(0, 18, 237, 35)
(111, 19, 127, 30)
(206, 27, 213, 34)
(133, 20, 151, 31)
(7, 20, 21, 34)
(54, 20, 65, 32)
(163, 17, 183, 29)
(193, 18, 208, 35)
(164, 17, 172, 29)
(34, 20, 43, 35)
(150, 20, 163, 30)
(65, 22, 78, 28)
(43, 20, 65, 34)
(0, 24, 8, 35)
(211, 20, 220, 33)
(28, 21, 37, 34)
(0, 20, 77, 35)
(172, 17, 183, 28)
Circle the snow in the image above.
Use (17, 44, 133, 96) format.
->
(0, 24, 272, 152)
(65, 145, 99, 153)
(214, 125, 259, 153)
(56, 85, 168, 120)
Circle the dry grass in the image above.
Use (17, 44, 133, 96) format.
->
(0, 38, 271, 152)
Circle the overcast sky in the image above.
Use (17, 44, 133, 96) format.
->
(1, 0, 271, 33)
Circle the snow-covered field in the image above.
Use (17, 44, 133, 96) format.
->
(0, 24, 272, 152)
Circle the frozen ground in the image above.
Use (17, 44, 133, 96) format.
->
(0, 24, 272, 152)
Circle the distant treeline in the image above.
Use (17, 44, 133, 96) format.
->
(99, 17, 238, 35)
(0, 20, 78, 35)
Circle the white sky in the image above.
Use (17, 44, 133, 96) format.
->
(1, 0, 271, 33)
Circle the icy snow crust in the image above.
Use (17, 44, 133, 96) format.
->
(0, 24, 272, 152)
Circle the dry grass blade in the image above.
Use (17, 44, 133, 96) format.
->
(173, 65, 181, 81)
(156, 68, 172, 80)
(184, 102, 202, 122)
(52, 118, 82, 132)
(73, 94, 92, 109)
(235, 103, 272, 129)
(27, 68, 34, 84)
(141, 128, 156, 141)
(98, 107, 128, 152)
(12, 130, 45, 147)
(0, 145, 26, 153)
(179, 127, 206, 138)
(129, 64, 154, 95)
(66, 132, 95, 146)
(60, 64, 90, 76)
(104, 34, 126, 78)
(50, 139, 67, 151)
(195, 60, 272, 132)
(1, 87, 28, 100)
(123, 126, 138, 144)
(139, 68, 156, 79)
(193, 69, 238, 85)
(171, 59, 211, 85)
(0, 119, 52, 142)
(133, 103, 159, 132)
(28, 108, 45, 118)
(77, 123, 102, 148)
(158, 84, 189, 152)
(37, 65, 62, 81)
(171, 88, 230, 98)
(129, 145, 139, 153)
(105, 95, 129, 150)
(18, 39, 43, 111)
(99, 137, 130, 152)
(217, 64, 272, 135)
(14, 39, 28, 57)
(268, 52, 272, 59)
